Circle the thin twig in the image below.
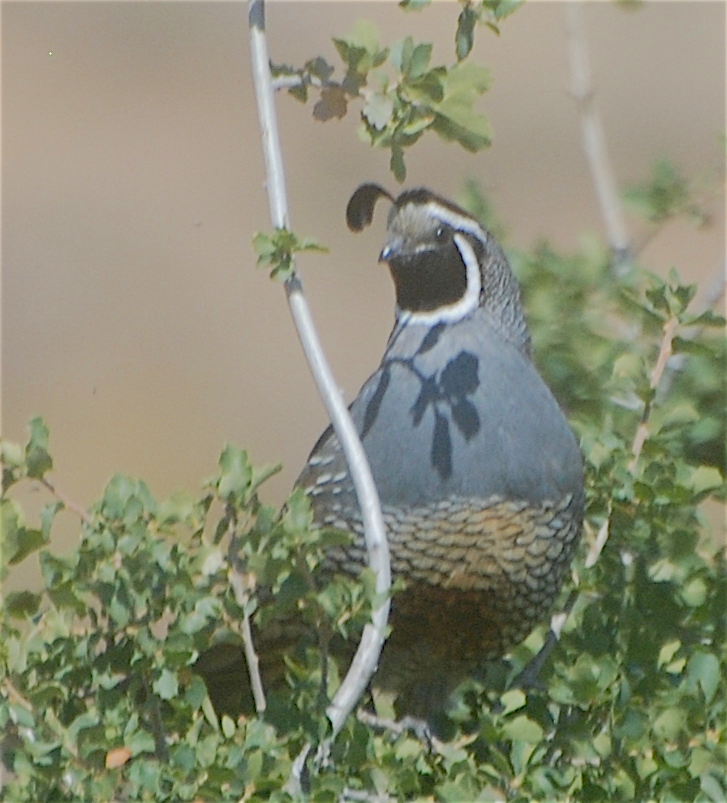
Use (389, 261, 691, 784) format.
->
(628, 316, 678, 472)
(356, 708, 441, 753)
(566, 4, 631, 266)
(247, 0, 391, 782)
(272, 73, 324, 92)
(584, 516, 610, 569)
(513, 589, 579, 688)
(585, 314, 678, 570)
(38, 476, 93, 527)
(141, 674, 170, 763)
(229, 564, 267, 714)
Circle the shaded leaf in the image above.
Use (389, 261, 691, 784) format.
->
(4, 590, 42, 617)
(314, 86, 348, 120)
(456, 5, 477, 60)
(25, 416, 52, 479)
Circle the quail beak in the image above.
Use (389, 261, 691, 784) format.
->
(379, 243, 394, 264)
(379, 237, 405, 264)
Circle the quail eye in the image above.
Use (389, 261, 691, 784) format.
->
(434, 226, 450, 245)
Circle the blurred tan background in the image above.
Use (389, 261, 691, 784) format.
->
(3, 1, 725, 590)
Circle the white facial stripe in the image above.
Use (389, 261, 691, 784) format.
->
(402, 232, 482, 326)
(425, 202, 488, 247)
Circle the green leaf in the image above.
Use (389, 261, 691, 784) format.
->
(4, 590, 42, 617)
(25, 416, 53, 479)
(687, 651, 720, 705)
(40, 501, 64, 539)
(681, 465, 724, 496)
(503, 714, 544, 744)
(491, 0, 526, 21)
(443, 60, 492, 94)
(657, 639, 681, 668)
(304, 56, 334, 83)
(100, 474, 155, 523)
(653, 707, 684, 741)
(221, 715, 236, 738)
(343, 19, 382, 55)
(153, 669, 179, 701)
(127, 729, 156, 757)
(431, 62, 493, 151)
(391, 145, 406, 182)
(2, 498, 49, 565)
(2, 499, 23, 563)
(405, 70, 445, 104)
(363, 94, 394, 131)
(333, 19, 387, 77)
(456, 6, 477, 60)
(623, 158, 692, 222)
(157, 490, 201, 528)
(408, 42, 433, 79)
(500, 688, 526, 715)
(217, 444, 253, 501)
(1, 439, 25, 490)
(389, 36, 412, 74)
(680, 577, 707, 608)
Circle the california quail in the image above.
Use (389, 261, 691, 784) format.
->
(295, 184, 584, 718)
(197, 183, 584, 722)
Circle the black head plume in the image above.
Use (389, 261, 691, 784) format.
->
(346, 183, 394, 232)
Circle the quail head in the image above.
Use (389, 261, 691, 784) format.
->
(296, 183, 585, 719)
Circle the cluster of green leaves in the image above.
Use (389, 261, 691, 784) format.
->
(0, 433, 373, 801)
(253, 229, 328, 282)
(623, 158, 715, 227)
(272, 7, 507, 181)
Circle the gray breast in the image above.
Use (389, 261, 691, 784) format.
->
(348, 314, 582, 509)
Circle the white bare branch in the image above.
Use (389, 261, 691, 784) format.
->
(246, 0, 391, 779)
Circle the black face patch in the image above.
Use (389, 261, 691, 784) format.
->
(388, 239, 467, 313)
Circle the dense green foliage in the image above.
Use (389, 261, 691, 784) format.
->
(2, 2, 725, 800)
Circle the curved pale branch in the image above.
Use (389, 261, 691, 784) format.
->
(247, 0, 391, 764)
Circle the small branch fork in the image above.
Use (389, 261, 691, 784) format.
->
(247, 0, 391, 787)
